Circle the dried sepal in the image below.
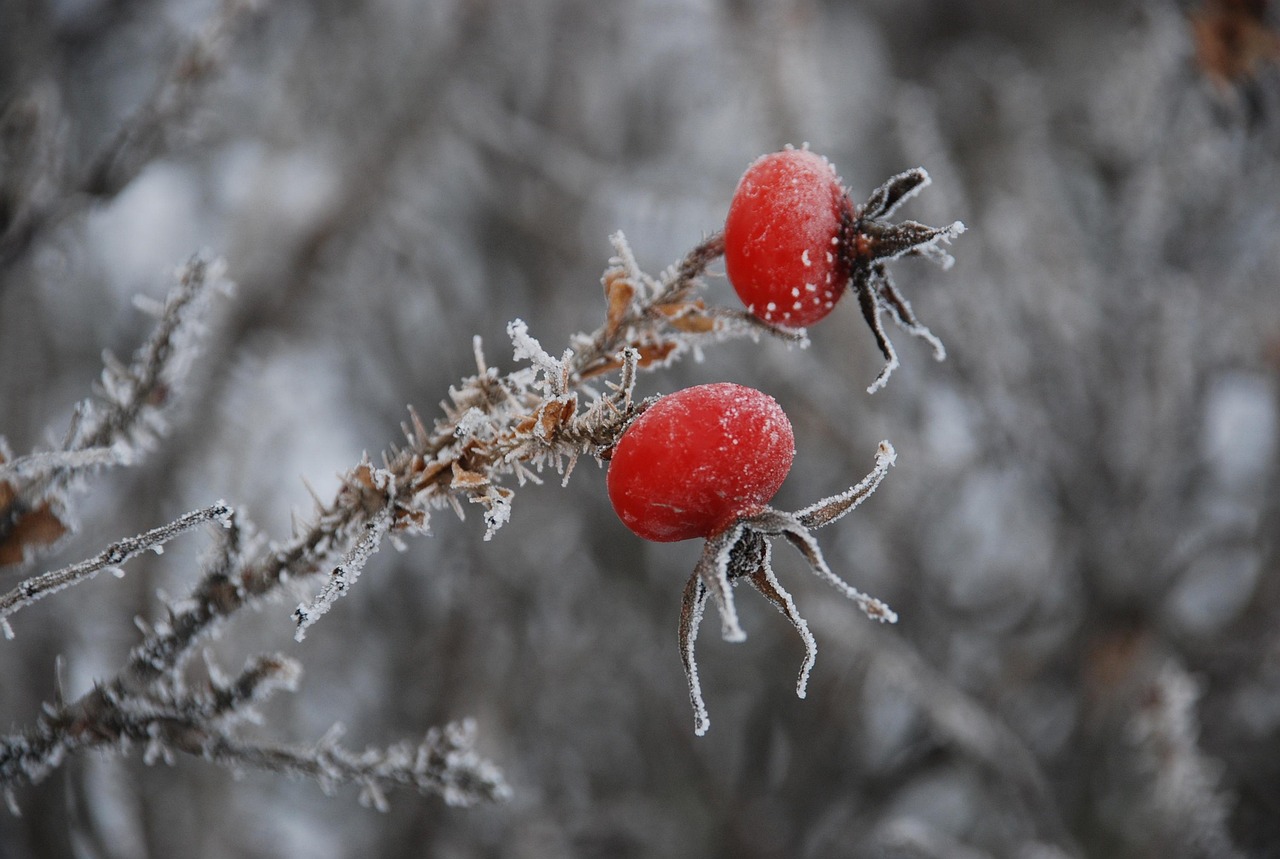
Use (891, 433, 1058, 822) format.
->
(845, 172, 966, 393)
(796, 440, 897, 529)
(862, 167, 932, 221)
(677, 442, 898, 735)
(0, 492, 68, 568)
(693, 524, 749, 643)
(678, 572, 712, 736)
(746, 546, 817, 698)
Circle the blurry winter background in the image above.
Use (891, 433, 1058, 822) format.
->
(3, 0, 1280, 856)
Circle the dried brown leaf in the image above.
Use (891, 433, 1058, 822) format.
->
(603, 271, 635, 337)
(0, 496, 69, 567)
(1192, 0, 1280, 87)
(449, 462, 489, 489)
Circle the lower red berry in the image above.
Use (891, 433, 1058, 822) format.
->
(606, 383, 795, 543)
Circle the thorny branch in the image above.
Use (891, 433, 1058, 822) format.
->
(193, 720, 511, 811)
(280, 230, 783, 633)
(0, 228, 793, 807)
(0, 254, 233, 567)
(82, 0, 269, 200)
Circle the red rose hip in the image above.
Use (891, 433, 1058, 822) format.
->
(605, 381, 899, 736)
(607, 383, 794, 542)
(723, 148, 850, 327)
(723, 147, 966, 393)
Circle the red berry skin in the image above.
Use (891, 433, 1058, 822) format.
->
(724, 149, 851, 327)
(607, 383, 795, 543)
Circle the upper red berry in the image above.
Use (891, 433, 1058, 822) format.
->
(723, 148, 852, 328)
(607, 383, 795, 542)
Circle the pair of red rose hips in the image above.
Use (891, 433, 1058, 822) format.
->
(605, 148, 960, 735)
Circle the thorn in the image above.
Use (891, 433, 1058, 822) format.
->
(301, 477, 324, 508)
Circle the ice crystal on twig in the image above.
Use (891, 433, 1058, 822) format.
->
(294, 482, 394, 641)
(351, 229, 782, 560)
(197, 718, 510, 809)
(0, 643, 502, 809)
(83, 0, 270, 200)
(1124, 662, 1243, 857)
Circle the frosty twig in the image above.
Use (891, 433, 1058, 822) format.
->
(0, 254, 232, 568)
(0, 502, 232, 637)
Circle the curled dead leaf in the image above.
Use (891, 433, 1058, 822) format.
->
(634, 341, 679, 367)
(603, 271, 636, 336)
(0, 490, 69, 567)
(535, 395, 578, 440)
(450, 462, 490, 489)
(1192, 0, 1280, 87)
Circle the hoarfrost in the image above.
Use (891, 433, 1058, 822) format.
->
(480, 487, 514, 541)
(507, 319, 570, 394)
(293, 500, 394, 641)
(454, 408, 494, 442)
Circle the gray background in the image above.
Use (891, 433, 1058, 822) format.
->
(3, 0, 1280, 856)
